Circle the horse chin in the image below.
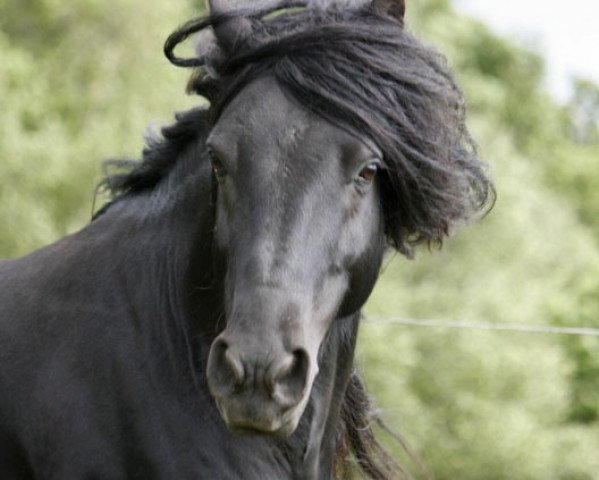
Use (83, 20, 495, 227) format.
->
(228, 420, 298, 438)
(215, 396, 305, 438)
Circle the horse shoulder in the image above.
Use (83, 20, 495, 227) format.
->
(0, 227, 170, 476)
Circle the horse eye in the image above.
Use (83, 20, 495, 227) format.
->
(356, 162, 379, 184)
(208, 148, 227, 178)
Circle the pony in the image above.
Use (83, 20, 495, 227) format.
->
(0, 0, 494, 478)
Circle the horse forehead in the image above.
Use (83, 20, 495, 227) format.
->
(212, 77, 364, 154)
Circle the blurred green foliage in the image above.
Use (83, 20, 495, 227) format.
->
(361, 1, 599, 478)
(1, 0, 598, 478)
(0, 0, 198, 254)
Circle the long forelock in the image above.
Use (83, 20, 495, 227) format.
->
(187, 2, 493, 254)
(101, 2, 493, 250)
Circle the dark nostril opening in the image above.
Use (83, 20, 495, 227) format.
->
(207, 337, 245, 398)
(271, 348, 310, 408)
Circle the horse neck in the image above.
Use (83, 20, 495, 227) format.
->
(93, 141, 359, 478)
(285, 313, 360, 478)
(153, 150, 360, 477)
(89, 137, 218, 374)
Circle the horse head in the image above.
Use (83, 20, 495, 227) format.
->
(205, 76, 385, 436)
(161, 0, 493, 438)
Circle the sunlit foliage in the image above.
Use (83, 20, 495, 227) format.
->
(361, 2, 599, 478)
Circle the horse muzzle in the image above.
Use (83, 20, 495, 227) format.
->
(206, 333, 317, 437)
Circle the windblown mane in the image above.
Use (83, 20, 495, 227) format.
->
(163, 0, 495, 255)
(95, 107, 208, 218)
(104, 1, 494, 255)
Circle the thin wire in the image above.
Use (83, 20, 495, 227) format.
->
(363, 316, 599, 337)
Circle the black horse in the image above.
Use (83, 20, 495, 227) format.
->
(0, 0, 493, 478)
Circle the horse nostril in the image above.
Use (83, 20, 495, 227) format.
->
(270, 348, 310, 408)
(207, 337, 245, 397)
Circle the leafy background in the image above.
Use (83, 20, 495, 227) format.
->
(1, 0, 598, 478)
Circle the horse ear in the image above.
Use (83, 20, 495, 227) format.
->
(372, 0, 405, 21)
(208, 0, 254, 52)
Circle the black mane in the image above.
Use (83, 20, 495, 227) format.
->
(95, 107, 209, 218)
(103, 1, 494, 255)
(169, 0, 494, 253)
